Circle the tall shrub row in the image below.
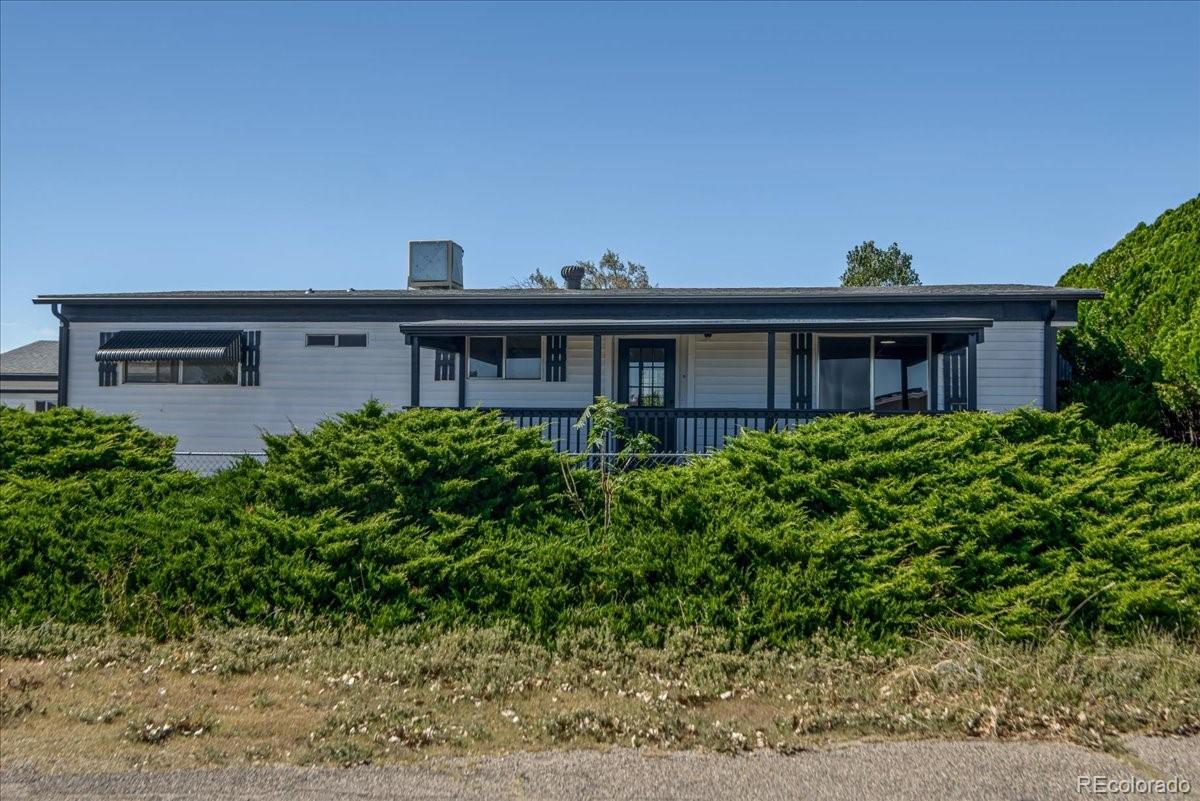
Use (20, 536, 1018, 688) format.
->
(1, 404, 1197, 645)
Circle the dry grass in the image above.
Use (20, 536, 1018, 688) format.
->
(1, 624, 1196, 772)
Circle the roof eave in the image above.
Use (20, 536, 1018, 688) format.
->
(32, 287, 1105, 305)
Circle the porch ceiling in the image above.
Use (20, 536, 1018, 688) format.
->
(400, 317, 994, 337)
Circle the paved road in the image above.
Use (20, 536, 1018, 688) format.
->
(2, 737, 1195, 801)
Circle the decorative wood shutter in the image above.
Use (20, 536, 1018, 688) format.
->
(790, 333, 813, 409)
(545, 335, 567, 382)
(240, 330, 261, 386)
(944, 346, 968, 410)
(98, 332, 118, 386)
(434, 350, 455, 381)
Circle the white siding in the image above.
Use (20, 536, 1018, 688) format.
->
(975, 321, 1045, 411)
(62, 319, 1048, 453)
(690, 333, 791, 408)
(68, 322, 416, 452)
(0, 379, 58, 411)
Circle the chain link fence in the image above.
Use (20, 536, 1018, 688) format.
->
(173, 450, 705, 475)
(173, 452, 266, 475)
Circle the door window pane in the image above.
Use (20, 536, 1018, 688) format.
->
(873, 336, 928, 411)
(626, 346, 667, 406)
(505, 336, 541, 379)
(818, 337, 870, 410)
(469, 337, 503, 378)
(181, 361, 237, 385)
(124, 360, 178, 383)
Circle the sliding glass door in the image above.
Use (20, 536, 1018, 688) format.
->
(817, 335, 929, 411)
(818, 337, 871, 410)
(873, 336, 929, 411)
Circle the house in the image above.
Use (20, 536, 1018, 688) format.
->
(0, 339, 59, 412)
(33, 241, 1102, 455)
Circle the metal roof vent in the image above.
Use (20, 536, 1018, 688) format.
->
(560, 265, 585, 290)
(408, 241, 464, 290)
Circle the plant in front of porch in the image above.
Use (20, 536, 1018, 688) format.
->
(571, 396, 659, 535)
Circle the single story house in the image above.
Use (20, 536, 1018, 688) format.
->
(33, 241, 1101, 455)
(0, 339, 59, 412)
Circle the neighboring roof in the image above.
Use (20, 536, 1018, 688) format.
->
(400, 317, 995, 336)
(33, 284, 1104, 305)
(95, 330, 242, 363)
(0, 339, 58, 376)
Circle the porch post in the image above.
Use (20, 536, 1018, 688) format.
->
(928, 343, 939, 411)
(1043, 323, 1058, 411)
(766, 332, 776, 428)
(967, 332, 978, 411)
(592, 334, 602, 399)
(457, 336, 466, 409)
(410, 336, 421, 408)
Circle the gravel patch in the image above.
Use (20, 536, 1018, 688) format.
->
(3, 737, 1196, 801)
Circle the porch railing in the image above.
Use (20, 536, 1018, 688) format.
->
(487, 407, 879, 454)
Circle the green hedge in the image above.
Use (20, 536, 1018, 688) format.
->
(1058, 195, 1200, 442)
(1, 404, 1197, 645)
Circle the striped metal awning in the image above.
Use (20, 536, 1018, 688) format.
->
(95, 330, 242, 363)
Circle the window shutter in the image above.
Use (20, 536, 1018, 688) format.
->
(790, 333, 812, 409)
(98, 332, 118, 386)
(240, 330, 261, 386)
(545, 335, 567, 382)
(434, 350, 455, 381)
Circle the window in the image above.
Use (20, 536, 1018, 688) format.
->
(467, 336, 544, 379)
(123, 359, 238, 386)
(504, 335, 542, 379)
(181, 360, 238, 385)
(34, 401, 56, 412)
(818, 337, 871, 410)
(125, 360, 179, 384)
(306, 333, 367, 348)
(873, 336, 928, 411)
(816, 335, 931, 411)
(468, 337, 503, 378)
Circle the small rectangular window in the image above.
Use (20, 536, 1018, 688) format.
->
(181, 360, 238, 385)
(124, 360, 178, 384)
(34, 401, 55, 412)
(505, 336, 542, 380)
(468, 337, 503, 378)
(337, 333, 367, 348)
(306, 334, 336, 347)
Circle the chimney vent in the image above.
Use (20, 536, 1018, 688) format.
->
(409, 241, 464, 290)
(560, 265, 585, 290)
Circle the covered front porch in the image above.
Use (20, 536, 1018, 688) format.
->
(402, 317, 990, 454)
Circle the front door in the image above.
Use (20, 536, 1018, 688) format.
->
(617, 339, 676, 451)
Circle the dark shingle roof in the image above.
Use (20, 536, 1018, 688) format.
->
(33, 284, 1103, 304)
(0, 340, 59, 376)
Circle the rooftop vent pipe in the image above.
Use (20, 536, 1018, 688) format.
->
(560, 265, 585, 290)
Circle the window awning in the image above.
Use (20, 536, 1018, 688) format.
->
(95, 330, 242, 363)
(400, 317, 993, 337)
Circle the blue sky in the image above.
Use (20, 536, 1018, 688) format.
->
(2, 1, 1197, 349)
